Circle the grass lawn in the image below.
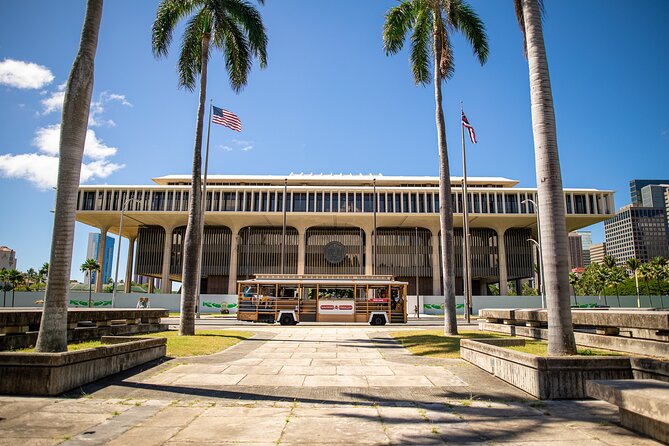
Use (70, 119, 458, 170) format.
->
(389, 330, 508, 358)
(17, 330, 253, 357)
(504, 340, 621, 357)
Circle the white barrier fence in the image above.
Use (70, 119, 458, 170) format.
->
(2, 292, 667, 315)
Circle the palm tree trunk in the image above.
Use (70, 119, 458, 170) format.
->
(35, 0, 103, 353)
(432, 21, 457, 335)
(179, 33, 210, 336)
(521, 0, 575, 355)
(88, 273, 93, 307)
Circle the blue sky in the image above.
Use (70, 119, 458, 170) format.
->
(1, 0, 668, 281)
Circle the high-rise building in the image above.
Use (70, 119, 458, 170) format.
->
(575, 230, 592, 265)
(568, 232, 584, 269)
(590, 242, 606, 264)
(85, 233, 115, 285)
(641, 184, 669, 241)
(604, 205, 669, 265)
(630, 179, 669, 206)
(0, 246, 17, 270)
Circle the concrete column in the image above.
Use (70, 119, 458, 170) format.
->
(147, 278, 154, 293)
(160, 226, 173, 293)
(364, 227, 373, 275)
(124, 237, 136, 293)
(497, 228, 508, 296)
(94, 227, 108, 293)
(431, 230, 441, 295)
(228, 228, 240, 294)
(297, 228, 306, 275)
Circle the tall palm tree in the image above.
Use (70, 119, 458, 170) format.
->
(650, 257, 667, 308)
(602, 255, 617, 306)
(383, 0, 488, 335)
(152, 0, 268, 336)
(514, 0, 575, 355)
(35, 0, 103, 353)
(607, 266, 625, 308)
(626, 257, 641, 308)
(639, 261, 654, 307)
(25, 268, 38, 291)
(81, 258, 101, 308)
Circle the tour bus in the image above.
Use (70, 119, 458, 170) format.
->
(237, 274, 407, 325)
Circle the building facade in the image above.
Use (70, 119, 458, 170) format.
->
(0, 246, 17, 270)
(604, 205, 669, 265)
(590, 242, 606, 264)
(568, 232, 584, 270)
(75, 174, 614, 296)
(575, 230, 593, 265)
(630, 179, 669, 206)
(85, 233, 115, 286)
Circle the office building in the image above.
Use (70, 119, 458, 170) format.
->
(75, 173, 614, 296)
(0, 246, 17, 270)
(568, 232, 584, 269)
(630, 179, 669, 206)
(604, 205, 669, 265)
(575, 230, 592, 265)
(590, 242, 606, 264)
(85, 233, 115, 285)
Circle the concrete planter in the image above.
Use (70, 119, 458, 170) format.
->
(460, 338, 633, 399)
(0, 336, 166, 396)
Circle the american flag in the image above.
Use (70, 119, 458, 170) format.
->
(212, 106, 242, 132)
(461, 111, 477, 144)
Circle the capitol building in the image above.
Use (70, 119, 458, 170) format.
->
(75, 173, 614, 296)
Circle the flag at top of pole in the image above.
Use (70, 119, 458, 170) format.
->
(461, 111, 477, 144)
(212, 106, 242, 132)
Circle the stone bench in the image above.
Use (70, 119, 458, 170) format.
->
(586, 379, 669, 443)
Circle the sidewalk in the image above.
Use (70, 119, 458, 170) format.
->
(0, 326, 659, 445)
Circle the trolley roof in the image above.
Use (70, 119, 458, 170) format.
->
(238, 274, 409, 287)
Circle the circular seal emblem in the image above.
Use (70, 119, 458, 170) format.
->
(324, 241, 346, 264)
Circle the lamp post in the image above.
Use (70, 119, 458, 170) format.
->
(522, 198, 545, 308)
(112, 198, 139, 307)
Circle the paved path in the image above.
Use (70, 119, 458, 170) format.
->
(0, 326, 661, 445)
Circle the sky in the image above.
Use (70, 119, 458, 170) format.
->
(1, 0, 668, 282)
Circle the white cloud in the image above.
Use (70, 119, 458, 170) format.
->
(41, 87, 132, 127)
(232, 139, 253, 146)
(218, 145, 233, 152)
(33, 124, 118, 160)
(0, 59, 54, 89)
(242, 146, 253, 152)
(0, 152, 123, 190)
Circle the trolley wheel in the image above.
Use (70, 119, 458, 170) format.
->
(279, 314, 295, 326)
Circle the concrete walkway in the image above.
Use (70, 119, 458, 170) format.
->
(0, 326, 661, 445)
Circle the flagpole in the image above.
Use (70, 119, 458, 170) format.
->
(461, 103, 472, 324)
(373, 177, 377, 275)
(195, 100, 213, 319)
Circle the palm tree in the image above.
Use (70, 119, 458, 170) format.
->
(602, 255, 617, 306)
(0, 268, 8, 307)
(568, 272, 579, 306)
(639, 261, 654, 307)
(25, 268, 38, 291)
(152, 0, 268, 336)
(383, 0, 488, 335)
(35, 0, 103, 353)
(514, 0, 575, 355)
(7, 269, 24, 307)
(626, 257, 641, 308)
(607, 267, 626, 308)
(81, 258, 101, 308)
(650, 257, 667, 308)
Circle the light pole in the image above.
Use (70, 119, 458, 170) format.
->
(522, 198, 545, 308)
(112, 198, 139, 308)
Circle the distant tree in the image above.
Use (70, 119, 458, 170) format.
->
(625, 258, 641, 308)
(0, 268, 8, 306)
(7, 269, 24, 307)
(25, 268, 38, 291)
(650, 257, 667, 308)
(568, 272, 579, 306)
(521, 282, 538, 296)
(638, 262, 654, 306)
(80, 258, 101, 308)
(607, 267, 626, 307)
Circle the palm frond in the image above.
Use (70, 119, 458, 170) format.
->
(152, 0, 201, 58)
(410, 7, 431, 85)
(219, 0, 268, 68)
(177, 8, 210, 91)
(449, 0, 488, 65)
(213, 12, 252, 92)
(383, 1, 415, 56)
